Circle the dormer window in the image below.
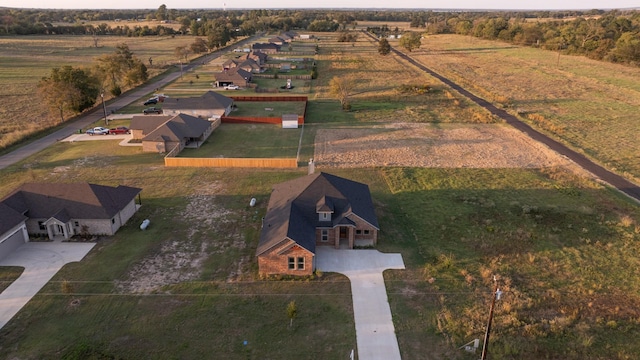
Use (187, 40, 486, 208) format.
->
(319, 212, 331, 221)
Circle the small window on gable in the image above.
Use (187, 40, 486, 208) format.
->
(364, 230, 370, 235)
(319, 212, 331, 221)
(288, 257, 295, 270)
(356, 230, 362, 235)
(297, 257, 305, 270)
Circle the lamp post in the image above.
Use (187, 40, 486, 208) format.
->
(481, 276, 502, 360)
(100, 91, 108, 126)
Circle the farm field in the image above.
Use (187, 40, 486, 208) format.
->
(0, 30, 639, 360)
(405, 34, 640, 182)
(0, 35, 233, 150)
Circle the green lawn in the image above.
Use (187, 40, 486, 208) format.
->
(179, 123, 302, 158)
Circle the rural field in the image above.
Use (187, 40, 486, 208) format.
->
(0, 29, 639, 360)
(404, 34, 640, 182)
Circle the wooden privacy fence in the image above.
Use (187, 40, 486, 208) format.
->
(165, 157, 298, 168)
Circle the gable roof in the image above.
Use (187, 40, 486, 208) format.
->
(162, 91, 233, 112)
(0, 202, 27, 236)
(214, 67, 252, 82)
(142, 114, 212, 142)
(256, 172, 379, 256)
(0, 183, 141, 221)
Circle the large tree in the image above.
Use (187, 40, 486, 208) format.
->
(37, 66, 99, 122)
(96, 43, 148, 95)
(399, 31, 422, 52)
(329, 76, 354, 111)
(378, 38, 391, 55)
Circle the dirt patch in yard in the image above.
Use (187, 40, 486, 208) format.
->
(116, 181, 241, 294)
(314, 123, 573, 169)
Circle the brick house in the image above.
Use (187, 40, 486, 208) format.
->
(0, 183, 141, 259)
(246, 51, 268, 65)
(214, 67, 253, 88)
(256, 172, 379, 276)
(130, 113, 217, 154)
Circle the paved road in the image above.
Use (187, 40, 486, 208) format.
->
(0, 35, 260, 171)
(316, 247, 405, 360)
(363, 31, 640, 203)
(0, 241, 95, 330)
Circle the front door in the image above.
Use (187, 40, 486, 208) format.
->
(339, 227, 347, 240)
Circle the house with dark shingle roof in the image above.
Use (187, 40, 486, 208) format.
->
(256, 172, 379, 276)
(162, 91, 234, 119)
(252, 43, 280, 54)
(246, 51, 268, 65)
(214, 67, 253, 88)
(0, 183, 141, 257)
(130, 113, 217, 154)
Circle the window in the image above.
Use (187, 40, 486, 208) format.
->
(319, 212, 331, 221)
(321, 229, 328, 242)
(38, 221, 46, 230)
(364, 230, 370, 235)
(111, 218, 116, 224)
(74, 221, 79, 227)
(356, 230, 362, 235)
(288, 257, 305, 270)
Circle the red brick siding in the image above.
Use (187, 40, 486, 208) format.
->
(258, 241, 314, 276)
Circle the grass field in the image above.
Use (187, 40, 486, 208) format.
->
(179, 123, 302, 158)
(407, 34, 640, 182)
(1, 30, 640, 360)
(0, 35, 235, 149)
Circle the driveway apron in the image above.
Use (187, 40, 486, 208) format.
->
(0, 242, 95, 329)
(316, 247, 405, 360)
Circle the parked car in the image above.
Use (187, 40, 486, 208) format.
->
(143, 107, 163, 115)
(86, 127, 109, 136)
(108, 126, 130, 135)
(224, 84, 239, 90)
(143, 98, 158, 105)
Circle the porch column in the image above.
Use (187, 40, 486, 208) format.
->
(349, 227, 354, 249)
(46, 225, 54, 240)
(21, 226, 29, 243)
(334, 227, 340, 249)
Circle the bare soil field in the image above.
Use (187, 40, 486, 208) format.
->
(314, 123, 572, 169)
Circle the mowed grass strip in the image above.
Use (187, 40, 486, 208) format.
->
(179, 123, 301, 158)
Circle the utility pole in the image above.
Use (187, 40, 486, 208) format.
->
(100, 91, 108, 126)
(480, 276, 502, 360)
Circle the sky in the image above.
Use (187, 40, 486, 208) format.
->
(2, 0, 639, 10)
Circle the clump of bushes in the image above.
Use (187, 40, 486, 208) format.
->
(396, 84, 431, 94)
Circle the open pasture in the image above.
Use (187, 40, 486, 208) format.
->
(409, 34, 640, 181)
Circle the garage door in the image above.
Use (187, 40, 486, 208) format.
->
(0, 228, 26, 261)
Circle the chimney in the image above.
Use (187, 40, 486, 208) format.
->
(308, 158, 315, 175)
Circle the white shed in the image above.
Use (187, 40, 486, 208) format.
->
(282, 114, 299, 129)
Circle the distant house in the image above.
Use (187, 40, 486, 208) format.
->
(299, 34, 314, 40)
(162, 91, 234, 119)
(0, 183, 141, 258)
(130, 113, 217, 153)
(252, 43, 280, 54)
(256, 172, 379, 276)
(269, 36, 286, 45)
(214, 67, 253, 88)
(222, 58, 241, 70)
(246, 51, 268, 65)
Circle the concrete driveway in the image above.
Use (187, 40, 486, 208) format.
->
(316, 247, 405, 360)
(0, 241, 95, 329)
